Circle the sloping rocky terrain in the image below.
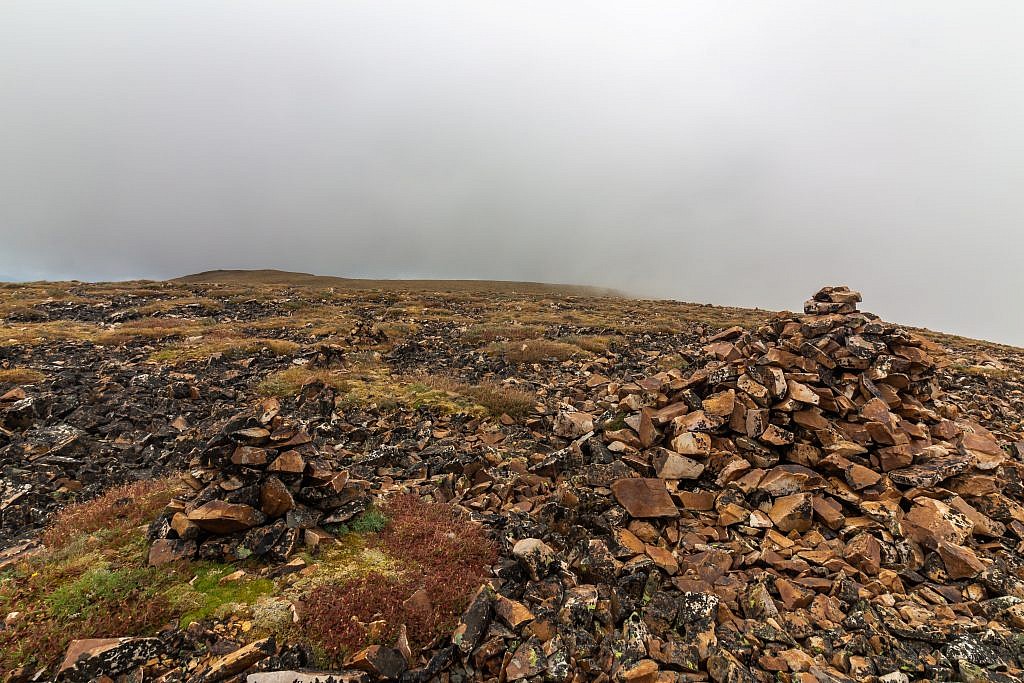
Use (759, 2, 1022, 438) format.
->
(1, 276, 1023, 683)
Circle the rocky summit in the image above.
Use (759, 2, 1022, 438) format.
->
(2, 277, 1024, 683)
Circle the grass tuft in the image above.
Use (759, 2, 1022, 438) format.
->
(0, 368, 45, 385)
(258, 367, 349, 397)
(0, 479, 185, 675)
(948, 363, 1011, 379)
(151, 336, 301, 364)
(405, 373, 535, 419)
(484, 338, 590, 363)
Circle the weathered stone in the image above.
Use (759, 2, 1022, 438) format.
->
(58, 637, 163, 682)
(670, 431, 712, 456)
(768, 493, 813, 532)
(148, 538, 196, 566)
(452, 585, 494, 656)
(512, 538, 557, 580)
(902, 497, 973, 550)
(231, 446, 270, 466)
(505, 638, 545, 680)
(268, 449, 306, 474)
(247, 672, 369, 683)
(260, 476, 295, 517)
(170, 511, 200, 540)
(188, 500, 265, 534)
(198, 637, 275, 682)
(844, 532, 881, 575)
(611, 478, 680, 518)
(937, 541, 986, 579)
(652, 449, 704, 480)
(553, 410, 594, 438)
(346, 645, 407, 680)
(494, 595, 535, 629)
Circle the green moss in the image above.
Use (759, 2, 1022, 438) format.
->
(165, 564, 274, 627)
(47, 566, 145, 619)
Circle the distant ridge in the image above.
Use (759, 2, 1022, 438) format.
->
(172, 269, 623, 297)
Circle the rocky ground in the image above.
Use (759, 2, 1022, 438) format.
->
(1, 276, 1023, 683)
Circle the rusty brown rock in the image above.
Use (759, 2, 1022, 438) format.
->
(148, 538, 196, 566)
(768, 493, 813, 533)
(902, 497, 972, 550)
(187, 500, 265, 534)
(670, 431, 711, 456)
(553, 410, 594, 438)
(260, 476, 295, 518)
(346, 645, 407, 680)
(937, 541, 986, 579)
(611, 478, 679, 518)
(267, 449, 306, 474)
(652, 449, 704, 480)
(230, 446, 270, 466)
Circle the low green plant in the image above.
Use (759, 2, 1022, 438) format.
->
(326, 507, 388, 536)
(166, 564, 274, 627)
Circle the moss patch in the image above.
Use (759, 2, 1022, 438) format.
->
(166, 564, 274, 627)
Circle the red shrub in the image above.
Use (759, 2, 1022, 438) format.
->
(302, 494, 498, 664)
(42, 478, 181, 549)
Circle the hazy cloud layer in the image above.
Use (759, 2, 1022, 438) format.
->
(2, 1, 1023, 344)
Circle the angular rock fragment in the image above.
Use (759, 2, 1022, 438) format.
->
(346, 645, 407, 680)
(188, 500, 265, 534)
(611, 478, 680, 518)
(768, 493, 813, 532)
(58, 637, 163, 682)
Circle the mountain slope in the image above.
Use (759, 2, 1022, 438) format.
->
(172, 268, 623, 297)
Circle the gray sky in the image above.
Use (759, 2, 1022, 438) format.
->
(2, 2, 1023, 345)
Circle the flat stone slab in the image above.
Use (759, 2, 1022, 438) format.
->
(611, 478, 679, 518)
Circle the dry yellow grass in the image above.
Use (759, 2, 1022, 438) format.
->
(947, 363, 1012, 379)
(0, 368, 45, 385)
(258, 366, 349, 397)
(95, 318, 211, 345)
(151, 336, 301, 364)
(258, 366, 530, 418)
(560, 334, 619, 354)
(485, 338, 590, 363)
(461, 323, 546, 343)
(0, 322, 101, 346)
(404, 373, 535, 419)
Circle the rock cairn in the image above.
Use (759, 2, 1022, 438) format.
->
(481, 286, 1024, 682)
(148, 399, 369, 565)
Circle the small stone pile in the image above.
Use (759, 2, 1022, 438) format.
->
(478, 287, 1024, 682)
(148, 398, 369, 565)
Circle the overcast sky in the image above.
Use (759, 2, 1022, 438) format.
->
(1, 2, 1023, 344)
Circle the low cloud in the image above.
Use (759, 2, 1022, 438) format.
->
(2, 1, 1023, 343)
